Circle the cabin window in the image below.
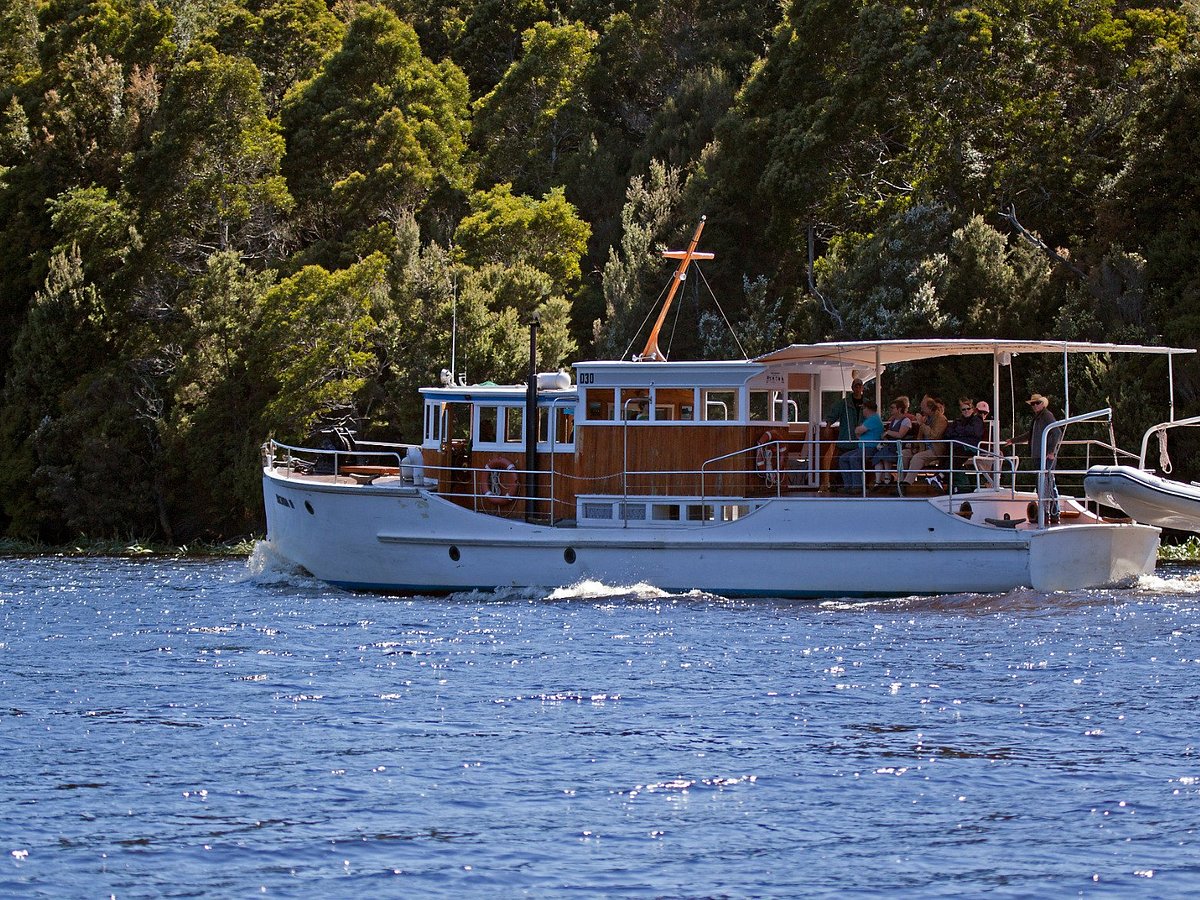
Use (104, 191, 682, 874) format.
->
(478, 406, 498, 443)
(537, 407, 550, 443)
(749, 391, 774, 422)
(784, 391, 810, 424)
(702, 389, 739, 421)
(555, 407, 575, 445)
(783, 374, 813, 425)
(504, 407, 523, 443)
(651, 504, 680, 521)
(619, 503, 646, 520)
(424, 403, 442, 442)
(654, 388, 695, 421)
(583, 502, 613, 520)
(621, 388, 651, 420)
(687, 504, 715, 522)
(722, 504, 750, 521)
(585, 388, 614, 422)
(446, 402, 471, 442)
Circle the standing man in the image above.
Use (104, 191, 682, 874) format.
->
(829, 378, 866, 451)
(1007, 393, 1061, 524)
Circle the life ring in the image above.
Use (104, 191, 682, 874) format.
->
(756, 431, 780, 486)
(480, 456, 518, 506)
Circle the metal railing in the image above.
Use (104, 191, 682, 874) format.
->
(265, 407, 1135, 529)
(1139, 414, 1200, 470)
(699, 434, 820, 503)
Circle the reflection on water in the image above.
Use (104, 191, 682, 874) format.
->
(1, 553, 1199, 897)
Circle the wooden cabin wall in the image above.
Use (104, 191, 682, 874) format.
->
(422, 446, 577, 521)
(466, 450, 577, 522)
(420, 421, 812, 518)
(574, 424, 787, 497)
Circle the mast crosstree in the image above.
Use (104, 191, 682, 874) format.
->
(635, 217, 714, 362)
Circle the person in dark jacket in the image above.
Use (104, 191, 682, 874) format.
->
(946, 398, 986, 454)
(1006, 393, 1061, 523)
(945, 398, 986, 490)
(828, 378, 865, 451)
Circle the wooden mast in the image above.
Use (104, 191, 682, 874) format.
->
(635, 217, 714, 362)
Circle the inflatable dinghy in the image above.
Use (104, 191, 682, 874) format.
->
(1084, 465, 1200, 532)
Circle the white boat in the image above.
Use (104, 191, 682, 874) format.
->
(261, 226, 1194, 596)
(1084, 465, 1200, 532)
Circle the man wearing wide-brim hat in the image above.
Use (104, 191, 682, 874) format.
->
(1005, 393, 1061, 523)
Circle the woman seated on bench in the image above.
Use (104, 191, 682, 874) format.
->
(901, 395, 948, 486)
(872, 396, 913, 488)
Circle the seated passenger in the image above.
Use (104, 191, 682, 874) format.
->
(839, 400, 883, 492)
(872, 396, 912, 487)
(945, 397, 986, 490)
(902, 396, 948, 485)
(968, 401, 1003, 487)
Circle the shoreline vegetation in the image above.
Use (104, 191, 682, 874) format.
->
(1156, 536, 1200, 563)
(0, 537, 259, 558)
(1, 536, 1197, 564)
(1, 2, 1198, 546)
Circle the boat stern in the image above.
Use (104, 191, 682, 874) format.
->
(1028, 521, 1160, 591)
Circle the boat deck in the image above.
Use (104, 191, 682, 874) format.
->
(266, 464, 1105, 532)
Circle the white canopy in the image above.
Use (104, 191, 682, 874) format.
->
(755, 338, 1194, 426)
(755, 339, 1193, 369)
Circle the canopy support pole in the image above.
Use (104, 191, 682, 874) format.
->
(993, 350, 1003, 480)
(1063, 345, 1070, 419)
(1169, 352, 1176, 422)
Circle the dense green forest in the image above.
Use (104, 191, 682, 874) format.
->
(0, 0, 1197, 541)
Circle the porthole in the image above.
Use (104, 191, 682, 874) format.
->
(449, 545, 461, 561)
(304, 501, 314, 515)
(564, 547, 576, 564)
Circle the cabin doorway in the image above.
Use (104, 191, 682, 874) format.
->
(441, 402, 474, 494)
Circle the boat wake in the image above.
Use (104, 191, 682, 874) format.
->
(1133, 570, 1200, 595)
(242, 540, 324, 588)
(545, 579, 676, 601)
(817, 587, 1111, 614)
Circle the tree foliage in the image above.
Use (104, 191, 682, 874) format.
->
(471, 20, 596, 195)
(255, 253, 383, 439)
(281, 7, 470, 255)
(453, 182, 590, 295)
(0, 0, 1197, 540)
(133, 44, 291, 270)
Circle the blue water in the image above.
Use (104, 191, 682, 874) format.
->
(2, 552, 1200, 897)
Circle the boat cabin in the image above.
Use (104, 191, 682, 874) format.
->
(417, 351, 882, 522)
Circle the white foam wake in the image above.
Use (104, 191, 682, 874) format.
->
(544, 579, 674, 601)
(1134, 571, 1200, 595)
(242, 540, 320, 587)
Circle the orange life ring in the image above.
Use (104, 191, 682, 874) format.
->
(756, 431, 780, 486)
(480, 456, 519, 506)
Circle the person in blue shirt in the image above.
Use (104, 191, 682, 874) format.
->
(838, 399, 883, 492)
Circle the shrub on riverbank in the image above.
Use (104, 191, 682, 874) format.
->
(0, 537, 258, 558)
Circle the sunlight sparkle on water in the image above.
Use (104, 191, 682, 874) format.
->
(1, 556, 1199, 897)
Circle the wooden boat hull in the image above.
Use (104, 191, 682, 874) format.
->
(1084, 464, 1200, 532)
(263, 470, 1159, 597)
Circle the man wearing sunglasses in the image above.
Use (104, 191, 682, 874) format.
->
(1005, 393, 1061, 523)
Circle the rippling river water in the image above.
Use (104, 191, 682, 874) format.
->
(2, 551, 1200, 897)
